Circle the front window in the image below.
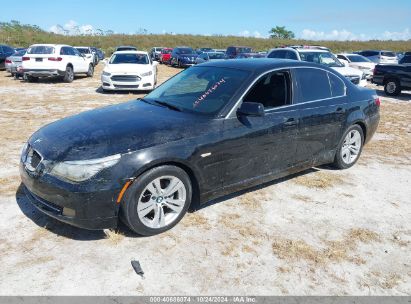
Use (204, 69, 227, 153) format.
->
(347, 55, 372, 63)
(110, 53, 149, 64)
(299, 51, 344, 67)
(144, 66, 250, 115)
(27, 46, 55, 55)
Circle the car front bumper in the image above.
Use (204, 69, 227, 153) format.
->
(19, 162, 119, 230)
(101, 74, 155, 91)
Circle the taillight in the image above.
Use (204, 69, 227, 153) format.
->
(5, 59, 12, 64)
(374, 97, 381, 107)
(48, 57, 63, 61)
(22, 57, 30, 61)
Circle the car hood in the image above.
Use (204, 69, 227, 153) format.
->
(331, 66, 363, 77)
(104, 64, 152, 74)
(28, 100, 199, 161)
(350, 62, 375, 69)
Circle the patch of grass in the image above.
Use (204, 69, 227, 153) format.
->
(104, 229, 124, 245)
(272, 228, 380, 265)
(181, 212, 210, 228)
(293, 171, 346, 189)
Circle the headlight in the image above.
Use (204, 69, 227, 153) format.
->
(49, 154, 121, 183)
(141, 71, 153, 77)
(102, 71, 111, 77)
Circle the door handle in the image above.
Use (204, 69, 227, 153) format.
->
(283, 118, 297, 126)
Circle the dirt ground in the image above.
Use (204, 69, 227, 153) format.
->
(0, 63, 410, 295)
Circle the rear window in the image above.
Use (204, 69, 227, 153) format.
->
(13, 50, 26, 56)
(237, 47, 252, 53)
(27, 46, 55, 55)
(381, 51, 396, 57)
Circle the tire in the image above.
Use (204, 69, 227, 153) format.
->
(332, 125, 364, 169)
(384, 78, 401, 96)
(63, 65, 74, 83)
(121, 165, 192, 236)
(86, 64, 94, 77)
(26, 75, 38, 83)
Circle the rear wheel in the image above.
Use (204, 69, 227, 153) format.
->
(121, 165, 192, 236)
(384, 78, 401, 96)
(332, 125, 364, 169)
(63, 65, 74, 83)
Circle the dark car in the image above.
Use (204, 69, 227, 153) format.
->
(235, 53, 266, 59)
(399, 52, 411, 64)
(91, 47, 105, 61)
(373, 61, 411, 96)
(170, 47, 198, 68)
(115, 46, 137, 52)
(0, 44, 16, 69)
(226, 46, 253, 59)
(20, 59, 380, 236)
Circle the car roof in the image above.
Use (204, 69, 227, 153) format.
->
(113, 50, 148, 55)
(199, 58, 329, 73)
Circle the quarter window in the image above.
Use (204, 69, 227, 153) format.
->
(328, 72, 346, 97)
(294, 68, 331, 103)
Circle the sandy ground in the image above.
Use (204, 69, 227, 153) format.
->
(0, 64, 410, 295)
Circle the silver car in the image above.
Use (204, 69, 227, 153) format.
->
(356, 50, 398, 64)
(195, 52, 227, 64)
(5, 49, 26, 77)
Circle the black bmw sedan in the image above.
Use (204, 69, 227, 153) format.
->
(20, 59, 380, 236)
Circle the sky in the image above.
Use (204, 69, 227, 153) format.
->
(2, 0, 411, 40)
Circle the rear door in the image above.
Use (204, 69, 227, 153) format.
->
(292, 68, 347, 165)
(71, 47, 88, 72)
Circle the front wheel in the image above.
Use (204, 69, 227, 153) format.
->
(87, 64, 94, 77)
(384, 79, 401, 96)
(121, 165, 192, 236)
(332, 125, 364, 169)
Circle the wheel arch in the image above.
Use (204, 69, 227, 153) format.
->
(128, 159, 202, 209)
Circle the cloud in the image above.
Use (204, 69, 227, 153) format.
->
(300, 28, 411, 41)
(49, 20, 95, 35)
(238, 30, 265, 38)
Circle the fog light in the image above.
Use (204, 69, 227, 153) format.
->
(63, 207, 76, 217)
(103, 82, 110, 86)
(143, 83, 151, 87)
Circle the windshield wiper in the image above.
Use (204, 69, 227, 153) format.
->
(139, 98, 182, 112)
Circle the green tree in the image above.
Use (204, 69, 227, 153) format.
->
(269, 26, 295, 39)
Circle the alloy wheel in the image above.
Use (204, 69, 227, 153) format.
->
(341, 130, 362, 164)
(386, 81, 396, 94)
(137, 176, 186, 229)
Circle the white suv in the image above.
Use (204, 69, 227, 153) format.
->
(22, 44, 94, 82)
(267, 46, 367, 87)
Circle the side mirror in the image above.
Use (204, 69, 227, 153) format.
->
(237, 102, 265, 117)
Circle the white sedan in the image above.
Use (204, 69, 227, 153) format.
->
(101, 51, 158, 91)
(337, 53, 376, 80)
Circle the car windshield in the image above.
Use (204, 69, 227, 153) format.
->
(162, 49, 172, 54)
(178, 48, 195, 54)
(144, 66, 250, 115)
(27, 46, 54, 54)
(299, 51, 344, 67)
(117, 47, 136, 51)
(347, 55, 372, 63)
(208, 53, 226, 59)
(77, 48, 90, 54)
(381, 51, 396, 57)
(13, 50, 26, 56)
(110, 53, 149, 64)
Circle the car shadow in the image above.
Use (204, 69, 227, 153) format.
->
(95, 86, 151, 95)
(374, 88, 411, 101)
(191, 167, 320, 212)
(18, 75, 89, 84)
